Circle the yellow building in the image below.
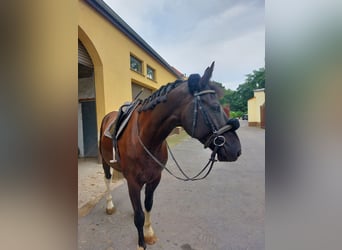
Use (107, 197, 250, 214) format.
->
(78, 0, 182, 157)
(247, 88, 265, 128)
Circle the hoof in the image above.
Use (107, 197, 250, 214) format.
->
(144, 235, 158, 245)
(106, 207, 115, 215)
(137, 246, 145, 250)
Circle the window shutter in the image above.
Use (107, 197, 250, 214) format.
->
(78, 40, 93, 68)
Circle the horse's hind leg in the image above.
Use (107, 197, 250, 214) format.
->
(143, 175, 161, 245)
(103, 161, 115, 214)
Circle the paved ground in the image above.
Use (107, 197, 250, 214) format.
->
(78, 120, 264, 250)
(78, 158, 124, 217)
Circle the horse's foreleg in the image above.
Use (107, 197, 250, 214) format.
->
(128, 181, 146, 250)
(103, 162, 115, 215)
(143, 176, 161, 245)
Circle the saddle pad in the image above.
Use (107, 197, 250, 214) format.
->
(104, 100, 140, 139)
(104, 123, 114, 139)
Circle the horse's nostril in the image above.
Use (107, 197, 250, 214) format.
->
(237, 150, 241, 157)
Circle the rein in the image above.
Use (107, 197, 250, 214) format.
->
(137, 89, 233, 181)
(138, 136, 218, 181)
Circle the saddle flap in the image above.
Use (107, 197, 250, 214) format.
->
(104, 100, 140, 140)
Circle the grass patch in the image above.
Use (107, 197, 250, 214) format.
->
(166, 129, 189, 147)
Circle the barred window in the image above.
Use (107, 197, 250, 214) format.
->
(130, 55, 142, 73)
(147, 65, 155, 80)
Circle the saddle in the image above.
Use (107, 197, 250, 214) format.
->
(104, 99, 141, 161)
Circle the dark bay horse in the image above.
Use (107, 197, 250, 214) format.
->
(99, 62, 241, 250)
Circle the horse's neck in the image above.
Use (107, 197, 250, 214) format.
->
(139, 109, 178, 148)
(138, 87, 187, 148)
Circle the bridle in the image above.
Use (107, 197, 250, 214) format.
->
(137, 88, 234, 181)
(191, 89, 233, 148)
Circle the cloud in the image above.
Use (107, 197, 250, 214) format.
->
(104, 0, 264, 89)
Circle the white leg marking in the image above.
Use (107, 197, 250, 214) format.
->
(104, 177, 114, 211)
(144, 211, 154, 238)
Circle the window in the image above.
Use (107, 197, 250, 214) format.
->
(146, 65, 155, 80)
(130, 55, 142, 74)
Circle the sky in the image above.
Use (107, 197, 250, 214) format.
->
(104, 0, 264, 90)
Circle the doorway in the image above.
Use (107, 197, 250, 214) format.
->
(78, 40, 98, 157)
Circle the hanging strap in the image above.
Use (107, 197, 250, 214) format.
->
(137, 135, 218, 181)
(166, 142, 219, 181)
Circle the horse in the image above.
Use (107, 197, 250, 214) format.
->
(99, 62, 241, 250)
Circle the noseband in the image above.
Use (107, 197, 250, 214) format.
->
(191, 90, 233, 148)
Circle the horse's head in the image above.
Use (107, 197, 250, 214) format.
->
(181, 62, 241, 161)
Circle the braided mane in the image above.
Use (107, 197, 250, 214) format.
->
(139, 79, 185, 112)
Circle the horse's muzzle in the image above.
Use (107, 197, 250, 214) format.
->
(217, 146, 241, 161)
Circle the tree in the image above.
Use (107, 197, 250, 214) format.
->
(219, 67, 265, 113)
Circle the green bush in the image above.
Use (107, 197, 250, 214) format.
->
(229, 111, 244, 119)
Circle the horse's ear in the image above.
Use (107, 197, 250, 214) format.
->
(188, 73, 201, 95)
(199, 61, 215, 87)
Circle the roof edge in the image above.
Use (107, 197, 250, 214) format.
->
(84, 0, 181, 79)
(253, 88, 265, 92)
